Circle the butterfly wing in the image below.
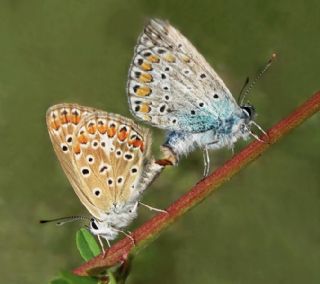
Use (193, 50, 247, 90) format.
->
(127, 19, 240, 133)
(46, 104, 101, 217)
(48, 104, 157, 220)
(71, 112, 157, 219)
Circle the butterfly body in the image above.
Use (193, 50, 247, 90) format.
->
(127, 19, 257, 173)
(89, 203, 138, 240)
(47, 104, 162, 244)
(164, 108, 250, 157)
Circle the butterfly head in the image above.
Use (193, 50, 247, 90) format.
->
(89, 203, 138, 239)
(240, 103, 256, 124)
(89, 218, 118, 240)
(233, 103, 256, 139)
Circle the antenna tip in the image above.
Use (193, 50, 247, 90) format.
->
(39, 220, 47, 224)
(267, 53, 277, 64)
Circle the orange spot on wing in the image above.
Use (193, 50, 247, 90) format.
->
(130, 138, 144, 152)
(78, 134, 88, 144)
(71, 113, 81, 125)
(87, 124, 96, 134)
(147, 55, 160, 63)
(140, 62, 152, 71)
(73, 143, 81, 154)
(60, 115, 68, 124)
(181, 54, 191, 63)
(97, 124, 107, 134)
(139, 73, 153, 83)
(118, 128, 128, 141)
(106, 126, 116, 138)
(163, 54, 176, 63)
(139, 103, 151, 113)
(136, 86, 151, 97)
(50, 120, 60, 130)
(130, 138, 142, 148)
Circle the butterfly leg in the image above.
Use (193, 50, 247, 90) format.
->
(230, 145, 235, 156)
(251, 121, 268, 136)
(97, 234, 110, 257)
(202, 146, 210, 177)
(112, 228, 135, 245)
(250, 121, 270, 143)
(139, 201, 168, 213)
(100, 236, 112, 258)
(249, 131, 267, 143)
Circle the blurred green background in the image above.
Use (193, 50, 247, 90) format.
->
(0, 0, 319, 283)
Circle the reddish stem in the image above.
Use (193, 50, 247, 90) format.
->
(74, 91, 320, 276)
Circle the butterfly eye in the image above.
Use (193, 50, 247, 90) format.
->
(241, 105, 256, 120)
(90, 219, 98, 230)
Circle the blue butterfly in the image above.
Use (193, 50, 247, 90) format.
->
(127, 19, 270, 176)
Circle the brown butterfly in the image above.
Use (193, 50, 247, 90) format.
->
(44, 103, 164, 248)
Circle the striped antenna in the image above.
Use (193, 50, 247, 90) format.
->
(40, 216, 90, 226)
(238, 53, 277, 106)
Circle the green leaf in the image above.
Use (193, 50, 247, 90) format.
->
(50, 278, 70, 284)
(107, 270, 117, 284)
(60, 271, 97, 284)
(76, 228, 101, 261)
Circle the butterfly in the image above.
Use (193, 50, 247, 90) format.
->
(45, 103, 164, 249)
(127, 19, 269, 176)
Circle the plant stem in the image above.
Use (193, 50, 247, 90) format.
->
(73, 91, 320, 276)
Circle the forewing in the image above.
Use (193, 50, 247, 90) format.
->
(127, 19, 239, 132)
(46, 103, 101, 217)
(71, 112, 153, 219)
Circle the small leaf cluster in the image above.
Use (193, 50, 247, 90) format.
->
(50, 229, 117, 284)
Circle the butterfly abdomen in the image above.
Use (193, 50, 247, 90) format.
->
(164, 131, 200, 157)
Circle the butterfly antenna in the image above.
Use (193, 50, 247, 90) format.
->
(39, 216, 90, 226)
(237, 76, 250, 104)
(239, 53, 277, 106)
